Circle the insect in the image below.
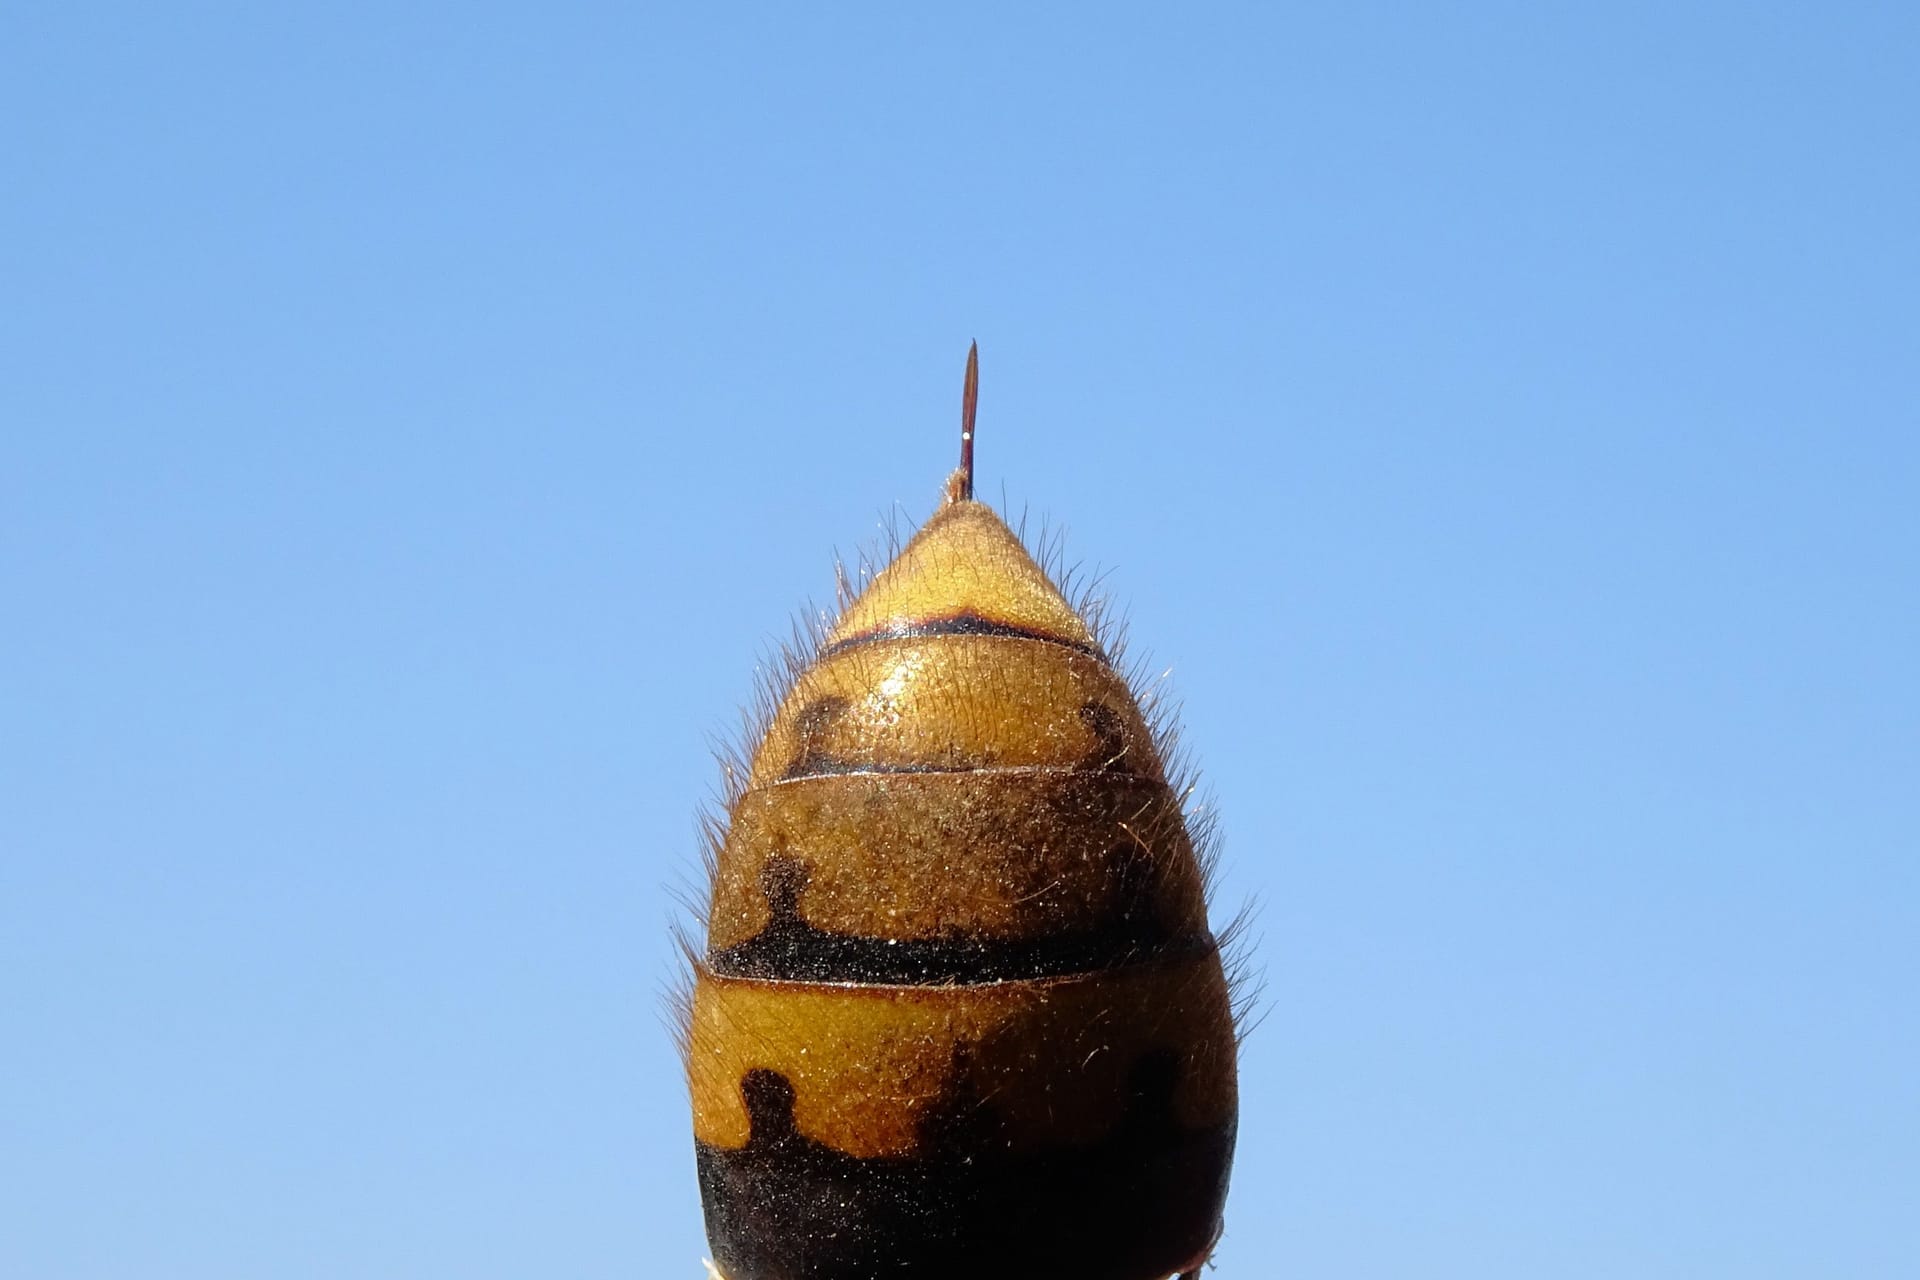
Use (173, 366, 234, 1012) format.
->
(682, 346, 1239, 1280)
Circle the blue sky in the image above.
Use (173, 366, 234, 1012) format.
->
(3, 3, 1915, 1276)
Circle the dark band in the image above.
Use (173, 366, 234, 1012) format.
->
(706, 918, 1215, 985)
(697, 1054, 1232, 1280)
(706, 853, 1211, 985)
(820, 611, 1100, 659)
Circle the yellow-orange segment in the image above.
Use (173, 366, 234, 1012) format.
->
(687, 949, 1237, 1159)
(707, 772, 1207, 950)
(826, 500, 1096, 651)
(743, 636, 1158, 787)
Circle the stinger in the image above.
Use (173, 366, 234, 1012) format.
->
(958, 341, 979, 502)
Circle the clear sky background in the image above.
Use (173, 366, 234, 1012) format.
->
(3, 4, 1915, 1277)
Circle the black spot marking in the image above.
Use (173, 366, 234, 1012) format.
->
(780, 696, 850, 780)
(1077, 700, 1134, 773)
(914, 1042, 1011, 1159)
(757, 854, 808, 922)
(739, 1069, 799, 1146)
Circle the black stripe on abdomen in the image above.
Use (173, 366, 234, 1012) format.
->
(820, 611, 1101, 660)
(704, 853, 1211, 985)
(705, 916, 1214, 984)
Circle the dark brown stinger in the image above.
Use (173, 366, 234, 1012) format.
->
(958, 340, 978, 501)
